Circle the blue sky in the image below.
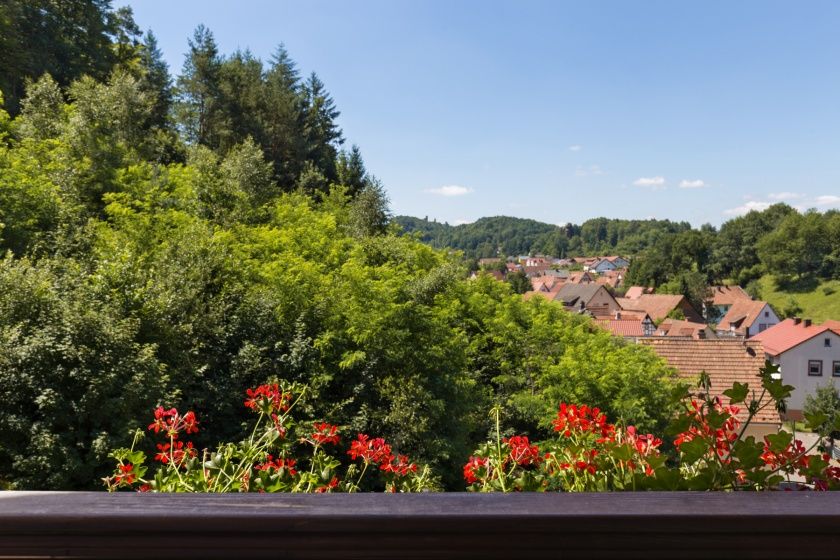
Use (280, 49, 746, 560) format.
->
(119, 0, 840, 226)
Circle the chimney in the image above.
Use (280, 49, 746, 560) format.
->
(804, 319, 812, 328)
(793, 317, 801, 325)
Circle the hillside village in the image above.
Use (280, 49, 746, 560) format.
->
(473, 254, 840, 432)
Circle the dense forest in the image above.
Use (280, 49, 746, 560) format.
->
(0, 1, 678, 490)
(396, 215, 693, 259)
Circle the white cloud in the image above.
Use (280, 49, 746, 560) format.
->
(815, 195, 840, 207)
(575, 164, 604, 177)
(723, 200, 772, 216)
(768, 192, 805, 201)
(633, 176, 666, 188)
(425, 185, 473, 197)
(679, 179, 706, 189)
(568, 145, 582, 152)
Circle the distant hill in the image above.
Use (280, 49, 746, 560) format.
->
(395, 215, 692, 259)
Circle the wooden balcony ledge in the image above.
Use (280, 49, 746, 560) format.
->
(1, 491, 839, 559)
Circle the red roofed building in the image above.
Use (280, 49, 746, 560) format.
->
(751, 318, 840, 418)
(710, 285, 753, 319)
(594, 312, 655, 339)
(623, 286, 648, 299)
(655, 318, 716, 339)
(716, 300, 780, 338)
(617, 294, 704, 323)
(637, 338, 781, 437)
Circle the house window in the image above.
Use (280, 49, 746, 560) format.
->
(834, 362, 840, 377)
(764, 311, 769, 318)
(808, 360, 822, 377)
(825, 338, 832, 348)
(759, 323, 769, 332)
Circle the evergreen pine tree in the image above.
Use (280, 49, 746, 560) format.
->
(175, 25, 222, 147)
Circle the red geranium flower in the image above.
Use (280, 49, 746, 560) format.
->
(244, 384, 291, 414)
(463, 456, 489, 484)
(504, 435, 542, 466)
(348, 434, 393, 466)
(311, 422, 340, 446)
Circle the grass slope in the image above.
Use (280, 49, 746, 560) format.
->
(756, 275, 840, 322)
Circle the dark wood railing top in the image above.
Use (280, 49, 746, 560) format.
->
(2, 492, 840, 558)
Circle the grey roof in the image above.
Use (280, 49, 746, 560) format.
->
(555, 283, 609, 306)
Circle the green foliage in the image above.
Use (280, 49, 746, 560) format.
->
(396, 215, 691, 259)
(505, 270, 531, 294)
(0, 0, 142, 115)
(804, 384, 840, 439)
(0, 20, 680, 491)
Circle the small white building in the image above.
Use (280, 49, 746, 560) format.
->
(716, 300, 780, 338)
(752, 318, 840, 419)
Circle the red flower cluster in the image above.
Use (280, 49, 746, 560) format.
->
(114, 463, 136, 485)
(381, 454, 418, 476)
(154, 441, 196, 465)
(348, 434, 393, 464)
(624, 426, 662, 456)
(255, 455, 298, 476)
(463, 456, 489, 485)
(674, 398, 740, 458)
(315, 476, 340, 493)
(553, 403, 616, 442)
(148, 407, 199, 438)
(347, 434, 418, 479)
(244, 384, 291, 414)
(311, 422, 340, 446)
(504, 435, 542, 466)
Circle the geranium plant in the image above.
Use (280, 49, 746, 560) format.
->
(465, 362, 840, 492)
(104, 382, 437, 493)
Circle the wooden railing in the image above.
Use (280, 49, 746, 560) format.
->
(1, 491, 840, 558)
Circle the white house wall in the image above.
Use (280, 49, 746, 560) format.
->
(777, 330, 840, 413)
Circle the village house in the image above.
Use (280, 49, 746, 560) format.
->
(589, 256, 630, 273)
(654, 318, 716, 339)
(637, 338, 781, 438)
(522, 264, 553, 278)
(594, 269, 623, 289)
(616, 293, 704, 323)
(525, 283, 620, 316)
(530, 275, 564, 292)
(554, 284, 620, 315)
(709, 285, 753, 319)
(478, 257, 503, 267)
(716, 300, 780, 338)
(751, 318, 840, 420)
(566, 271, 595, 284)
(594, 311, 655, 339)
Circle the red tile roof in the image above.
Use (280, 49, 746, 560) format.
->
(711, 285, 753, 306)
(624, 286, 647, 299)
(617, 294, 702, 322)
(656, 318, 712, 339)
(750, 318, 840, 356)
(717, 300, 771, 335)
(594, 319, 647, 337)
(637, 339, 781, 425)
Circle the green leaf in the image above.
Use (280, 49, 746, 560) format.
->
(732, 438, 763, 469)
(679, 437, 709, 464)
(723, 382, 749, 404)
(765, 431, 792, 453)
